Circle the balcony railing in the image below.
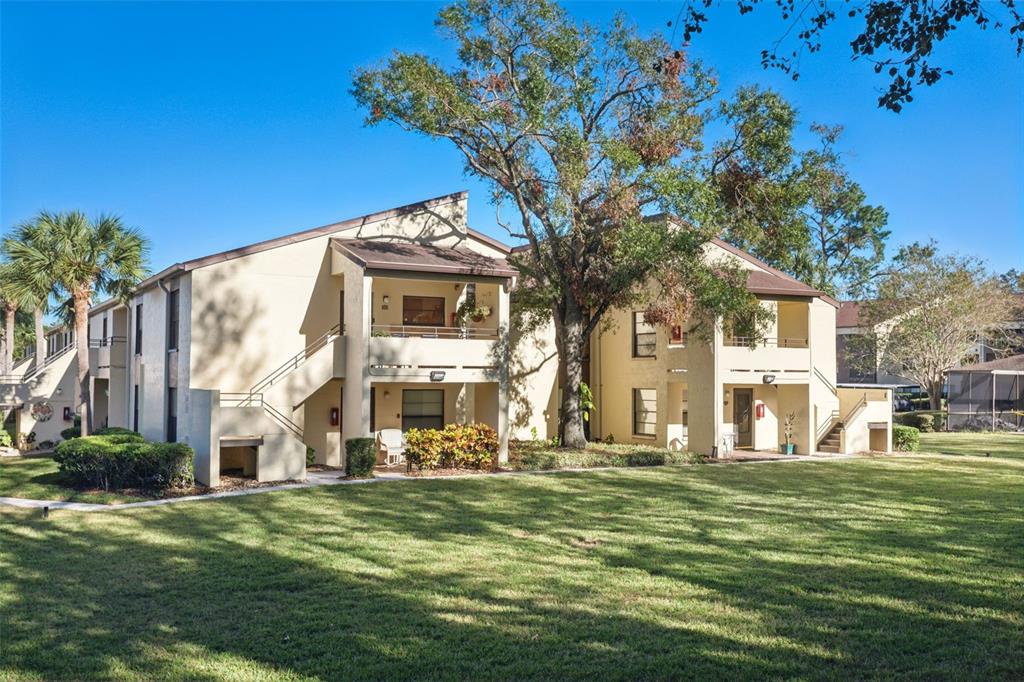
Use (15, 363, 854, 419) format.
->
(370, 324, 498, 340)
(88, 335, 128, 348)
(725, 336, 808, 349)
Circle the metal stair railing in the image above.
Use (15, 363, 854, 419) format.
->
(3, 344, 77, 383)
(220, 392, 303, 439)
(816, 409, 840, 443)
(249, 324, 340, 396)
(218, 326, 341, 441)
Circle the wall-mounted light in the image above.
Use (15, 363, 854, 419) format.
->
(382, 295, 390, 305)
(763, 374, 776, 384)
(383, 390, 390, 398)
(430, 370, 446, 382)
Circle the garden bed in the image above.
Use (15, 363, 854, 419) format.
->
(507, 441, 704, 471)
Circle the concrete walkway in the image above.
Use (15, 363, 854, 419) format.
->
(0, 453, 861, 513)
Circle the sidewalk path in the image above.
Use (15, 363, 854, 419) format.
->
(0, 453, 861, 513)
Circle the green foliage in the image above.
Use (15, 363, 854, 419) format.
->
(894, 411, 943, 433)
(352, 0, 781, 447)
(676, 1, 1024, 112)
(860, 241, 1017, 408)
(405, 423, 499, 470)
(60, 416, 81, 441)
(54, 435, 193, 491)
(716, 121, 889, 298)
(893, 425, 920, 452)
(345, 438, 376, 478)
(579, 382, 595, 422)
(911, 413, 936, 433)
(509, 441, 704, 470)
(0, 430, 12, 448)
(306, 446, 316, 467)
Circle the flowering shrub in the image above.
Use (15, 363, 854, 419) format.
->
(405, 423, 498, 470)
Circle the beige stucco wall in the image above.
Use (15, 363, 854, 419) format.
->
(838, 387, 893, 453)
(569, 246, 839, 456)
(508, 315, 559, 441)
(8, 352, 78, 446)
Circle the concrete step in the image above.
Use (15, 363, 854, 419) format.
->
(819, 445, 839, 453)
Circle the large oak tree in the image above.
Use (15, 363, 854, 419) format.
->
(353, 0, 784, 447)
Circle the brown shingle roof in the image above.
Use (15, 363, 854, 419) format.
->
(135, 191, 481, 292)
(837, 301, 864, 328)
(948, 354, 1024, 373)
(331, 238, 517, 279)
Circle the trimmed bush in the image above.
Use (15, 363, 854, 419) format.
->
(912, 413, 935, 432)
(405, 423, 498, 470)
(345, 437, 376, 477)
(510, 443, 703, 471)
(54, 435, 193, 491)
(0, 430, 12, 448)
(893, 425, 920, 452)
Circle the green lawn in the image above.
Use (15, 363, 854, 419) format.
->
(2, 457, 1022, 680)
(919, 431, 1024, 459)
(0, 456, 146, 504)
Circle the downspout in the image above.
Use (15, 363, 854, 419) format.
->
(158, 277, 173, 440)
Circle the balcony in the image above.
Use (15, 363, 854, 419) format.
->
(720, 336, 810, 381)
(368, 324, 500, 382)
(88, 336, 128, 379)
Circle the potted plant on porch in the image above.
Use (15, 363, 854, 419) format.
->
(780, 412, 797, 454)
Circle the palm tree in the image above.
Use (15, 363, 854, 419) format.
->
(6, 212, 149, 436)
(3, 220, 58, 370)
(0, 266, 21, 376)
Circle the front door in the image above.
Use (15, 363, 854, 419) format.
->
(734, 389, 753, 448)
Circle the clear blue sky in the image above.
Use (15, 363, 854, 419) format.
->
(2, 1, 1021, 278)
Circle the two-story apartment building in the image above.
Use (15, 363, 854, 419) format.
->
(5, 190, 891, 482)
(581, 227, 891, 456)
(84, 192, 525, 486)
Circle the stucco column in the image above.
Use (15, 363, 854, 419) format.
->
(496, 281, 511, 462)
(456, 383, 475, 424)
(687, 326, 724, 457)
(189, 388, 220, 487)
(342, 266, 373, 466)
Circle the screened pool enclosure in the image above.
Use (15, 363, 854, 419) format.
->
(946, 354, 1024, 431)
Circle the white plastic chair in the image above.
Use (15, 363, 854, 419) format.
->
(377, 429, 406, 466)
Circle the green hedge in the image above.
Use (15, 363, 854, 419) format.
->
(893, 425, 920, 452)
(405, 423, 498, 470)
(54, 434, 193, 491)
(509, 444, 704, 471)
(345, 438, 376, 477)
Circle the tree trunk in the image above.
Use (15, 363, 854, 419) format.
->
(4, 305, 15, 375)
(553, 296, 587, 449)
(74, 292, 92, 437)
(34, 308, 45, 369)
(927, 379, 943, 412)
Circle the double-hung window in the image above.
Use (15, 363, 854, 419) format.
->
(633, 388, 657, 437)
(632, 312, 656, 358)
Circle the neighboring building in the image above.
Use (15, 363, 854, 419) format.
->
(0, 326, 78, 447)
(835, 301, 915, 387)
(87, 191, 522, 486)
(3, 191, 893, 478)
(946, 354, 1024, 431)
(581, 227, 891, 456)
(836, 296, 1024, 389)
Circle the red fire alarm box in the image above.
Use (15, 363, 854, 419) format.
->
(329, 407, 339, 426)
(755, 403, 765, 419)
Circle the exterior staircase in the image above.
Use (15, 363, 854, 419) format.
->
(818, 421, 843, 453)
(220, 324, 342, 440)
